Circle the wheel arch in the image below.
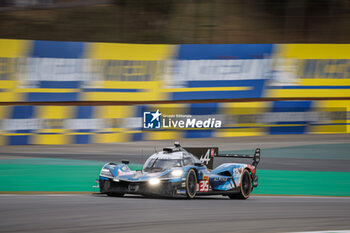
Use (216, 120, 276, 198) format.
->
(243, 165, 256, 180)
(183, 166, 200, 182)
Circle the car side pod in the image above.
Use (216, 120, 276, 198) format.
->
(216, 148, 260, 190)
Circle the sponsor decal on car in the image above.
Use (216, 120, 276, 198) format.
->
(176, 189, 186, 194)
(117, 170, 135, 176)
(221, 183, 234, 190)
(198, 180, 209, 192)
(200, 149, 217, 165)
(233, 167, 242, 186)
(214, 177, 230, 182)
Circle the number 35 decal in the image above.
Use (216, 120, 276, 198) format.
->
(198, 180, 209, 192)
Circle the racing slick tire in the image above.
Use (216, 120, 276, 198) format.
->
(228, 169, 252, 199)
(99, 179, 125, 197)
(186, 169, 197, 199)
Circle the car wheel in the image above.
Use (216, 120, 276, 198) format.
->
(186, 169, 197, 199)
(228, 169, 252, 199)
(100, 180, 124, 197)
(99, 179, 108, 193)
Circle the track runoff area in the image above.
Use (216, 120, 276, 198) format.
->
(0, 134, 349, 232)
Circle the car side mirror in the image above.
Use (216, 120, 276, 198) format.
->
(194, 162, 203, 167)
(121, 160, 130, 165)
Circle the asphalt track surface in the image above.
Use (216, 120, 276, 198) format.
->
(1, 134, 350, 172)
(1, 152, 349, 172)
(0, 194, 349, 233)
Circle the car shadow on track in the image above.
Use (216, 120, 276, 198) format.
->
(92, 193, 230, 200)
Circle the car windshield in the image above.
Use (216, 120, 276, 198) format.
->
(143, 158, 182, 171)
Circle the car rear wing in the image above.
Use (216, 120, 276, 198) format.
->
(184, 147, 260, 170)
(217, 148, 261, 168)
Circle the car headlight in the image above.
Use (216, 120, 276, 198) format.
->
(149, 178, 160, 185)
(100, 168, 112, 177)
(171, 169, 184, 177)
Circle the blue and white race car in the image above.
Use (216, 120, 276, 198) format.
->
(98, 142, 260, 199)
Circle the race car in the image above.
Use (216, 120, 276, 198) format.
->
(98, 142, 260, 199)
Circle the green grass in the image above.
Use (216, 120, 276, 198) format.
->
(0, 158, 142, 192)
(254, 170, 350, 196)
(0, 158, 349, 196)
